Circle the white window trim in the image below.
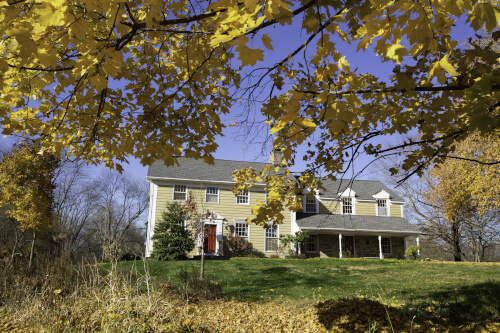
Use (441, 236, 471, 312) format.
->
(205, 186, 220, 204)
(339, 188, 356, 215)
(303, 190, 319, 213)
(236, 190, 250, 205)
(305, 234, 319, 253)
(264, 223, 279, 252)
(234, 219, 250, 242)
(341, 197, 356, 215)
(302, 195, 319, 214)
(172, 184, 187, 201)
(373, 190, 391, 216)
(381, 237, 392, 255)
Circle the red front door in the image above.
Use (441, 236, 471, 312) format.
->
(204, 225, 217, 253)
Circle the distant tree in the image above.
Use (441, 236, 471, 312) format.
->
(88, 170, 149, 261)
(423, 133, 500, 262)
(373, 133, 500, 262)
(0, 142, 58, 267)
(152, 202, 194, 261)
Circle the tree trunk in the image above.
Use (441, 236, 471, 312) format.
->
(29, 229, 36, 268)
(200, 223, 205, 279)
(9, 227, 20, 267)
(451, 221, 462, 262)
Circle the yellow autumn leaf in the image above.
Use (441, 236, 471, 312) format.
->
(386, 42, 408, 64)
(439, 55, 457, 77)
(262, 33, 273, 50)
(295, 118, 317, 128)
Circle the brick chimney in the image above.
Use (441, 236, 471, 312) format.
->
(269, 149, 283, 166)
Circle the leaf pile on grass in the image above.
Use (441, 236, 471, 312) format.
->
(2, 259, 500, 332)
(315, 297, 426, 332)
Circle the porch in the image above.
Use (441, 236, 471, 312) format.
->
(296, 213, 421, 259)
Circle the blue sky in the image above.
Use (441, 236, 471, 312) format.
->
(122, 14, 476, 183)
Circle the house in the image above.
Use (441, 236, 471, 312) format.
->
(145, 152, 420, 259)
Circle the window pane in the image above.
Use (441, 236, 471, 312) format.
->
(206, 187, 219, 203)
(342, 198, 352, 214)
(381, 237, 391, 254)
(306, 235, 318, 252)
(265, 238, 279, 252)
(265, 223, 279, 252)
(237, 191, 248, 204)
(235, 222, 248, 238)
(173, 185, 187, 201)
(377, 200, 387, 216)
(305, 197, 316, 212)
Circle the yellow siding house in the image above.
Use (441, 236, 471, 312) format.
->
(145, 153, 420, 259)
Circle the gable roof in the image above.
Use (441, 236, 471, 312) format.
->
(147, 157, 272, 184)
(296, 213, 419, 234)
(148, 158, 404, 201)
(318, 178, 404, 201)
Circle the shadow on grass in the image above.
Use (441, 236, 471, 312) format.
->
(404, 281, 500, 325)
(221, 263, 354, 302)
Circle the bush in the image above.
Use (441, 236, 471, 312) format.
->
(279, 230, 309, 256)
(405, 245, 420, 260)
(227, 233, 253, 257)
(151, 202, 195, 260)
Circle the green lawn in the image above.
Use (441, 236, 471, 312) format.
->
(115, 258, 500, 325)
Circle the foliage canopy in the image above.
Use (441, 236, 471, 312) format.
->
(0, 142, 58, 231)
(1, 0, 499, 224)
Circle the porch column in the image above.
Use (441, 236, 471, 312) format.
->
(339, 234, 343, 258)
(378, 235, 383, 259)
(416, 236, 420, 256)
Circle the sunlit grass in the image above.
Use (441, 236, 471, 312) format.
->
(115, 258, 500, 324)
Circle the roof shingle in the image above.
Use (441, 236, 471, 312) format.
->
(296, 213, 419, 233)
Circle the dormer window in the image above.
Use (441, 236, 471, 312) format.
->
(377, 199, 388, 216)
(373, 190, 391, 216)
(303, 189, 318, 213)
(342, 197, 353, 214)
(339, 188, 356, 215)
(305, 197, 316, 213)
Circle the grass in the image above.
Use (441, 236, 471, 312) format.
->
(114, 258, 500, 325)
(2, 258, 500, 331)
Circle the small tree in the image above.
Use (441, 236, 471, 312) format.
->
(279, 231, 309, 257)
(151, 202, 194, 260)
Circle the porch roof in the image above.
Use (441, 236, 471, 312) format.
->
(296, 213, 420, 234)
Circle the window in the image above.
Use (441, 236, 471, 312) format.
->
(306, 234, 318, 252)
(265, 223, 279, 252)
(381, 237, 391, 254)
(305, 196, 316, 213)
(206, 187, 219, 203)
(173, 185, 187, 201)
(377, 199, 388, 216)
(235, 221, 249, 241)
(342, 197, 353, 214)
(236, 190, 249, 204)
